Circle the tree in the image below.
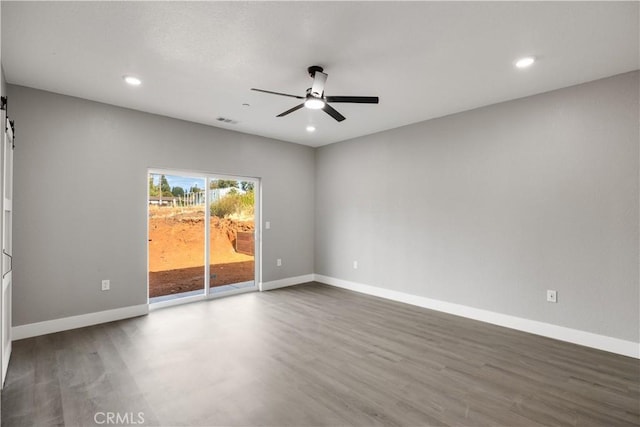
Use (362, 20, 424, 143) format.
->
(160, 175, 171, 194)
(211, 179, 238, 189)
(149, 175, 159, 197)
(190, 185, 202, 193)
(241, 181, 254, 192)
(171, 186, 185, 197)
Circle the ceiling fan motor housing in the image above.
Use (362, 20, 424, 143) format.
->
(308, 65, 324, 78)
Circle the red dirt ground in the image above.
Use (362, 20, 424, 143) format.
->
(148, 206, 254, 298)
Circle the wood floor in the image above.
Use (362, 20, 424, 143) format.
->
(2, 282, 639, 426)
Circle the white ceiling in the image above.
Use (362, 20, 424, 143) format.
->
(2, 1, 638, 147)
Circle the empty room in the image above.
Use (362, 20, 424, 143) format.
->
(0, 1, 638, 426)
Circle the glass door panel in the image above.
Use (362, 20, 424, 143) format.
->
(148, 173, 206, 302)
(208, 179, 256, 294)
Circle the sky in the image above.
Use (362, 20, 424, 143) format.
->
(150, 174, 205, 191)
(150, 174, 253, 191)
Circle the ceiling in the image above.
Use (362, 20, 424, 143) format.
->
(2, 2, 638, 147)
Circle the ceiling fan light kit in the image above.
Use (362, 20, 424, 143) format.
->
(304, 97, 325, 110)
(251, 65, 379, 123)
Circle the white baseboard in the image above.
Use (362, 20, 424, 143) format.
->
(13, 276, 637, 359)
(314, 274, 640, 359)
(12, 304, 148, 341)
(260, 274, 314, 291)
(12, 274, 314, 340)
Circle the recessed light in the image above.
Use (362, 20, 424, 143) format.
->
(306, 125, 316, 132)
(515, 56, 535, 69)
(123, 75, 142, 86)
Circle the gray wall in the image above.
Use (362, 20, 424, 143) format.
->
(8, 85, 315, 326)
(316, 71, 639, 342)
(7, 71, 639, 343)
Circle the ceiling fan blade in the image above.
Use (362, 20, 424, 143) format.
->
(325, 96, 379, 104)
(251, 88, 304, 99)
(322, 103, 346, 122)
(310, 71, 328, 97)
(276, 103, 305, 117)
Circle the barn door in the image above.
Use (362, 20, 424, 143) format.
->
(1, 101, 13, 386)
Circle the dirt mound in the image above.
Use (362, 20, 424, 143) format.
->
(213, 217, 254, 252)
(148, 207, 255, 297)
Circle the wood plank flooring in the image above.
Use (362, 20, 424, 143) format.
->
(2, 282, 639, 426)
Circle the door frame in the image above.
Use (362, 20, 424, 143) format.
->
(1, 110, 14, 386)
(147, 168, 261, 309)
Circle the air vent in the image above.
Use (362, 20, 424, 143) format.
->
(215, 117, 238, 125)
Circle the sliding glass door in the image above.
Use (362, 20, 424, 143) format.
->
(148, 171, 258, 305)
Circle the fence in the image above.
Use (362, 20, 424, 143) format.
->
(149, 188, 236, 207)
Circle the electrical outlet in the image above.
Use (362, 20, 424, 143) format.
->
(276, 258, 282, 267)
(101, 279, 110, 291)
(546, 289, 557, 303)
(353, 261, 358, 269)
(265, 221, 271, 229)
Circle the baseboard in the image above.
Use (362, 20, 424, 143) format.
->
(260, 274, 314, 291)
(12, 275, 313, 340)
(13, 276, 637, 359)
(314, 274, 640, 359)
(12, 304, 148, 341)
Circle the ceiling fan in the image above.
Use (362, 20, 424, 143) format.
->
(251, 66, 379, 122)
